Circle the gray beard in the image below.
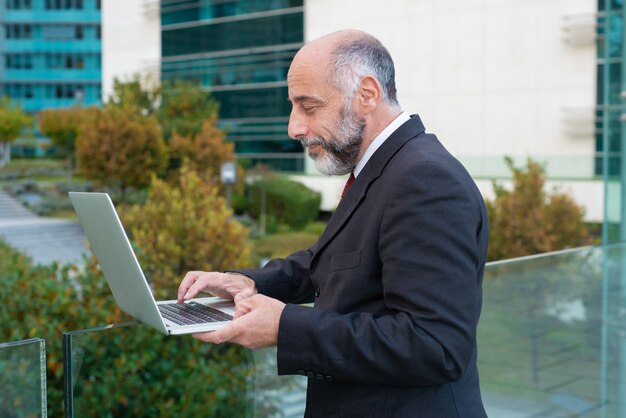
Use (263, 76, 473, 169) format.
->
(300, 105, 365, 176)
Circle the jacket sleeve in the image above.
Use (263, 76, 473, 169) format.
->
(233, 247, 316, 304)
(275, 161, 487, 386)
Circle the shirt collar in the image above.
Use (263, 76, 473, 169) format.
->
(353, 111, 410, 177)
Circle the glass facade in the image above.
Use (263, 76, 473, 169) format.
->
(0, 0, 102, 113)
(597, 0, 626, 242)
(161, 0, 305, 172)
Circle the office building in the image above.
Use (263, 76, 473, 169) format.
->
(106, 1, 626, 229)
(160, 0, 305, 172)
(0, 0, 102, 155)
(0, 0, 102, 111)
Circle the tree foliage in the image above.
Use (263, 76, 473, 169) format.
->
(107, 76, 158, 116)
(0, 96, 32, 166)
(38, 106, 97, 174)
(75, 106, 167, 199)
(120, 162, 252, 299)
(486, 157, 593, 261)
(169, 116, 244, 191)
(0, 242, 252, 417)
(156, 79, 219, 141)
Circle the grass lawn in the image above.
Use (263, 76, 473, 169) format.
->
(0, 157, 64, 171)
(251, 230, 320, 262)
(0, 158, 69, 185)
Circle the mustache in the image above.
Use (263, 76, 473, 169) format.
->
(299, 137, 325, 148)
(299, 137, 346, 155)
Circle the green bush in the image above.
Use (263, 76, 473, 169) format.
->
(0, 242, 253, 417)
(248, 176, 321, 231)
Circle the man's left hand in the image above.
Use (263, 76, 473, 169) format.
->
(193, 294, 286, 349)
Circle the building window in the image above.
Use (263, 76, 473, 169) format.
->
(162, 13, 303, 57)
(6, 24, 33, 40)
(7, 0, 32, 9)
(5, 84, 35, 100)
(42, 25, 72, 40)
(41, 25, 86, 40)
(45, 0, 84, 10)
(6, 54, 34, 69)
(44, 53, 86, 69)
(24, 84, 34, 99)
(161, 0, 303, 25)
(55, 84, 76, 99)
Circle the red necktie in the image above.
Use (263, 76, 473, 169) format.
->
(341, 172, 356, 199)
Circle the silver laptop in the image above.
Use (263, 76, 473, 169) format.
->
(69, 191, 235, 335)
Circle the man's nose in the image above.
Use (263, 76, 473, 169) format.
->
(288, 110, 308, 139)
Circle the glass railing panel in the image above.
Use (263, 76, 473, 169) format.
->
(0, 337, 47, 418)
(63, 321, 306, 417)
(479, 244, 617, 417)
(250, 347, 306, 417)
(61, 243, 626, 417)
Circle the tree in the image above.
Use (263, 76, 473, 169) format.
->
(107, 76, 158, 116)
(486, 157, 593, 261)
(169, 116, 241, 182)
(120, 162, 252, 299)
(0, 96, 32, 167)
(156, 79, 219, 141)
(75, 106, 167, 200)
(38, 106, 97, 176)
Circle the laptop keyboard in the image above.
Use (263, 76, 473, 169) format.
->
(158, 301, 233, 326)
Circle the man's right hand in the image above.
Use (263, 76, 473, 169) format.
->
(177, 271, 257, 303)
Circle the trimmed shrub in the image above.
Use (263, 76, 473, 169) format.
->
(248, 176, 321, 231)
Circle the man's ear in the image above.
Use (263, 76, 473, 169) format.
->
(355, 75, 382, 115)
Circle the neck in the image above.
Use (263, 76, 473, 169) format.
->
(357, 105, 402, 162)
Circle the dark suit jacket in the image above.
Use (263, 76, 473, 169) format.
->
(238, 115, 489, 417)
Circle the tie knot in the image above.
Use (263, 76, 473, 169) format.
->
(341, 172, 356, 199)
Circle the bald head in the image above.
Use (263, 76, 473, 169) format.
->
(286, 30, 401, 176)
(291, 30, 399, 107)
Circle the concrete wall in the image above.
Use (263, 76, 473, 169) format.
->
(101, 0, 160, 101)
(300, 0, 601, 221)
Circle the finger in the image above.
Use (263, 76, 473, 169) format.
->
(177, 271, 200, 302)
(234, 299, 253, 319)
(184, 273, 217, 301)
(193, 322, 238, 344)
(233, 289, 255, 304)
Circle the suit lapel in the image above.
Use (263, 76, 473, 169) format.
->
(312, 115, 426, 260)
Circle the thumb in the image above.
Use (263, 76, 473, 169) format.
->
(234, 289, 255, 304)
(234, 298, 255, 319)
(193, 323, 236, 344)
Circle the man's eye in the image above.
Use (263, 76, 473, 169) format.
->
(302, 106, 316, 114)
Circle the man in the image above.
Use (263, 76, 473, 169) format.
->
(178, 29, 489, 417)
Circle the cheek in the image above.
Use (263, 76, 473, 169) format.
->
(311, 112, 339, 137)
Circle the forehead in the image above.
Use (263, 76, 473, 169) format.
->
(287, 46, 337, 102)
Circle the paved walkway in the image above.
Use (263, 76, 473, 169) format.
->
(0, 190, 88, 266)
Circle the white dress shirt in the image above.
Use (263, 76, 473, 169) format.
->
(353, 111, 410, 178)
